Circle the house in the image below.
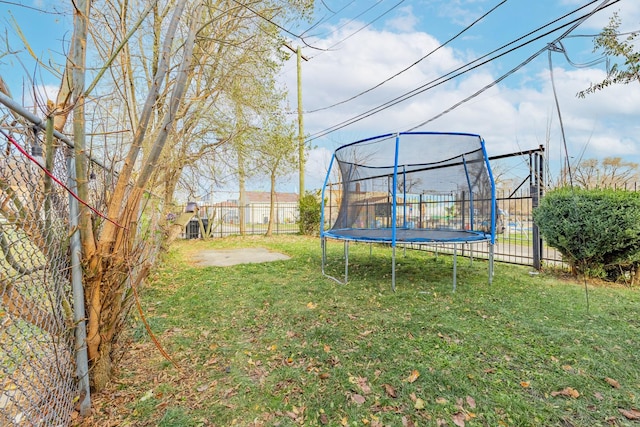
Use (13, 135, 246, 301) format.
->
(241, 191, 299, 224)
(208, 191, 299, 224)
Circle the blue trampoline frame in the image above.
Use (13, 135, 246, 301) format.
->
(320, 132, 497, 291)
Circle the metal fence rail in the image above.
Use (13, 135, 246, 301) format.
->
(177, 203, 300, 238)
(1, 114, 78, 425)
(321, 146, 569, 271)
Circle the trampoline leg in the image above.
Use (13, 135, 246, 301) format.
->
(489, 243, 494, 285)
(345, 241, 349, 284)
(469, 243, 473, 266)
(321, 237, 326, 274)
(453, 243, 457, 292)
(392, 245, 396, 292)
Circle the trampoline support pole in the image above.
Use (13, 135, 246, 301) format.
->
(345, 241, 349, 284)
(320, 238, 348, 285)
(392, 245, 396, 292)
(453, 243, 457, 292)
(321, 237, 325, 274)
(489, 243, 494, 284)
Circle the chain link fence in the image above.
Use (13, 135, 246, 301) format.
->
(0, 92, 166, 425)
(0, 105, 80, 424)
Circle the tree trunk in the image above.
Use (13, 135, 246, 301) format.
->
(238, 143, 247, 236)
(266, 169, 276, 237)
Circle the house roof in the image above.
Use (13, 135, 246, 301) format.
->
(213, 200, 237, 207)
(244, 191, 299, 203)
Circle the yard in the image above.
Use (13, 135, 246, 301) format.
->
(81, 235, 640, 426)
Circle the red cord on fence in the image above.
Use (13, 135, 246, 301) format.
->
(1, 128, 126, 230)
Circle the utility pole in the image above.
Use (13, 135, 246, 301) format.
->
(284, 43, 308, 200)
(296, 46, 308, 200)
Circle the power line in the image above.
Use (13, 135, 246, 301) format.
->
(228, 0, 327, 51)
(310, 0, 406, 54)
(306, 0, 510, 113)
(306, 0, 616, 142)
(304, 0, 381, 40)
(407, 0, 616, 131)
(299, 0, 358, 39)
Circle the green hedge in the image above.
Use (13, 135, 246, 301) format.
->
(298, 190, 322, 236)
(533, 187, 640, 282)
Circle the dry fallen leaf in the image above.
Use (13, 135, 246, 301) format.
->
(618, 408, 640, 420)
(551, 387, 580, 398)
(402, 416, 415, 427)
(414, 398, 425, 410)
(605, 377, 621, 389)
(452, 412, 467, 427)
(320, 413, 329, 424)
(306, 302, 317, 309)
(406, 370, 420, 383)
(594, 392, 604, 401)
(383, 383, 397, 398)
(435, 397, 448, 405)
(351, 393, 366, 404)
(466, 396, 476, 409)
(356, 376, 372, 394)
(520, 381, 530, 388)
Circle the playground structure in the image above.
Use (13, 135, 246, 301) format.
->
(320, 132, 497, 291)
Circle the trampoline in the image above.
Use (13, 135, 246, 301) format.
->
(320, 132, 497, 291)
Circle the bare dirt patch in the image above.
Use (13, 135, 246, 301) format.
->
(190, 247, 290, 267)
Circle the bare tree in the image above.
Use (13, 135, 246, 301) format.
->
(3, 0, 315, 392)
(572, 157, 639, 189)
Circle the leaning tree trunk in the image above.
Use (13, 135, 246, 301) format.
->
(88, 4, 200, 392)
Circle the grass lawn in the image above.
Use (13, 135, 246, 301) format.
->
(85, 235, 640, 427)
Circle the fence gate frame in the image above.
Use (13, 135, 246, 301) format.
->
(490, 145, 545, 269)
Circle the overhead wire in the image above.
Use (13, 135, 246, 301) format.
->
(308, 0, 604, 137)
(306, 0, 618, 142)
(306, 0, 383, 40)
(306, 0, 510, 113)
(407, 0, 616, 131)
(299, 0, 358, 39)
(312, 0, 407, 53)
(228, 0, 327, 51)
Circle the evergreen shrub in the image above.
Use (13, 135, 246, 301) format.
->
(298, 190, 322, 236)
(533, 187, 640, 282)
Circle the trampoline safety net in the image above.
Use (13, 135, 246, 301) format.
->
(321, 132, 496, 245)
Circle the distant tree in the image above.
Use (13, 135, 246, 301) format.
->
(254, 110, 297, 237)
(564, 157, 639, 189)
(577, 12, 640, 98)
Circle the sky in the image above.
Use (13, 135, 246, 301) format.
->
(280, 0, 640, 190)
(1, 0, 639, 195)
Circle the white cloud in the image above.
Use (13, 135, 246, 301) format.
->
(385, 6, 419, 33)
(282, 5, 640, 189)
